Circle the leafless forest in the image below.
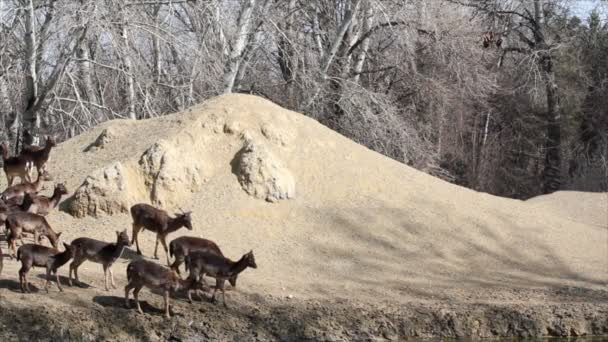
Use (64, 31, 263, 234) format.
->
(0, 0, 606, 199)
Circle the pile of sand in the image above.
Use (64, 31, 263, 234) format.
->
(1, 94, 606, 306)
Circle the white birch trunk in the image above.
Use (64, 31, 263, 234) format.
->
(223, 0, 257, 94)
(353, 2, 373, 82)
(320, 0, 362, 79)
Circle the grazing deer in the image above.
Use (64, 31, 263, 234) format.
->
(22, 183, 68, 216)
(130, 203, 193, 266)
(68, 230, 130, 291)
(1, 142, 31, 186)
(169, 236, 237, 287)
(1, 170, 51, 201)
(5, 212, 62, 258)
(185, 250, 257, 306)
(125, 258, 201, 319)
(17, 243, 75, 293)
(20, 135, 56, 178)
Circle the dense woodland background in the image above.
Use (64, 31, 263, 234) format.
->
(0, 0, 606, 199)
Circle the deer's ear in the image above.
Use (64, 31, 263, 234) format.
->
(116, 231, 120, 237)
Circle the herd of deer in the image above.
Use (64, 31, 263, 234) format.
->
(0, 136, 257, 319)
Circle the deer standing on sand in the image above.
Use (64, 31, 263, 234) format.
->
(130, 203, 193, 266)
(1, 170, 51, 201)
(68, 230, 131, 291)
(0, 142, 31, 185)
(20, 135, 56, 179)
(169, 236, 238, 287)
(5, 212, 62, 258)
(17, 243, 75, 293)
(185, 250, 257, 306)
(125, 258, 201, 319)
(22, 183, 68, 216)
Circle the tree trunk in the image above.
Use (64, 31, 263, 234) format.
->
(353, 2, 373, 83)
(541, 55, 562, 193)
(223, 0, 257, 94)
(23, 0, 40, 144)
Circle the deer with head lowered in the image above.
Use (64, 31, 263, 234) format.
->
(20, 135, 57, 179)
(69, 229, 131, 291)
(169, 236, 238, 288)
(17, 242, 75, 293)
(130, 203, 193, 266)
(185, 250, 257, 306)
(22, 183, 68, 216)
(1, 170, 51, 202)
(125, 259, 202, 319)
(5, 212, 62, 258)
(0, 142, 31, 186)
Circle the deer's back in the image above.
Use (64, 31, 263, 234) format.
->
(170, 236, 223, 258)
(7, 212, 47, 231)
(128, 259, 175, 288)
(71, 237, 115, 262)
(131, 203, 168, 231)
(18, 244, 55, 267)
(187, 251, 232, 277)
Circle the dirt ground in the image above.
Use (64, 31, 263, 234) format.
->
(0, 94, 606, 341)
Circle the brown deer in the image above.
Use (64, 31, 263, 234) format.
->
(130, 203, 193, 266)
(1, 170, 51, 201)
(185, 250, 256, 306)
(22, 183, 68, 216)
(1, 142, 31, 185)
(20, 135, 56, 178)
(125, 258, 201, 319)
(169, 236, 237, 287)
(5, 212, 62, 258)
(68, 230, 130, 291)
(17, 243, 75, 293)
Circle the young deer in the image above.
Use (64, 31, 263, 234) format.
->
(17, 243, 75, 293)
(185, 250, 257, 306)
(169, 236, 237, 287)
(5, 212, 62, 258)
(69, 230, 130, 291)
(22, 183, 68, 216)
(125, 259, 201, 319)
(1, 170, 51, 201)
(0, 142, 31, 186)
(20, 135, 56, 178)
(130, 203, 193, 266)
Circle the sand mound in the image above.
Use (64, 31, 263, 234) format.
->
(1, 94, 606, 309)
(526, 191, 608, 228)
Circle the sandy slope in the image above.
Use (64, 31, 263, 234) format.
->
(0, 94, 606, 338)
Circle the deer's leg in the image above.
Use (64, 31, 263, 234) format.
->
(125, 281, 134, 308)
(103, 264, 110, 291)
(10, 237, 17, 259)
(160, 236, 170, 266)
(164, 290, 171, 319)
(19, 266, 27, 293)
(109, 267, 117, 289)
(45, 265, 52, 293)
(69, 256, 85, 286)
(153, 235, 160, 260)
(33, 231, 40, 246)
(132, 224, 143, 255)
(133, 286, 143, 314)
(217, 279, 227, 307)
(23, 268, 30, 293)
(170, 257, 182, 275)
(55, 270, 63, 292)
